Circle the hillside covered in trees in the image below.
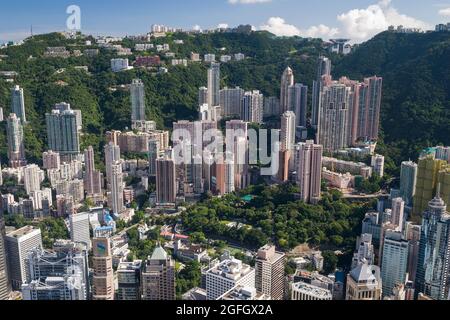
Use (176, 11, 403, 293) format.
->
(0, 30, 449, 170)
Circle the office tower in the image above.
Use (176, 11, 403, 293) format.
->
(23, 164, 44, 195)
(391, 198, 405, 232)
(241, 90, 263, 124)
(69, 213, 91, 250)
(317, 83, 351, 153)
(351, 234, 375, 269)
(92, 237, 114, 300)
(198, 87, 208, 106)
(255, 245, 285, 300)
(156, 157, 176, 204)
(312, 56, 332, 127)
(280, 67, 294, 113)
(117, 260, 142, 300)
(83, 146, 103, 196)
(291, 282, 333, 300)
(148, 139, 160, 177)
(6, 113, 26, 167)
(207, 62, 221, 107)
(22, 241, 89, 300)
(287, 83, 308, 127)
(109, 162, 124, 215)
(415, 188, 450, 300)
(11, 85, 26, 123)
(0, 212, 11, 300)
(206, 258, 256, 300)
(356, 77, 383, 141)
(380, 230, 409, 298)
(104, 142, 121, 187)
(295, 140, 323, 204)
(220, 87, 244, 117)
(405, 223, 421, 283)
(346, 263, 382, 300)
(142, 246, 176, 300)
(413, 156, 448, 217)
(43, 150, 61, 170)
(280, 111, 296, 152)
(130, 79, 146, 122)
(46, 104, 80, 156)
(5, 226, 43, 290)
(400, 161, 418, 207)
(372, 154, 385, 177)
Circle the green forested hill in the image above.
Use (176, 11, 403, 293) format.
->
(0, 31, 449, 170)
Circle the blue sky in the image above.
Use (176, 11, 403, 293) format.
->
(1, 0, 449, 42)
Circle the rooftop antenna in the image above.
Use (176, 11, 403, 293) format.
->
(30, 25, 33, 38)
(436, 183, 442, 199)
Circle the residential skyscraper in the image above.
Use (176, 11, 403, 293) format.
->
(415, 188, 450, 300)
(372, 154, 385, 178)
(46, 104, 81, 157)
(43, 150, 61, 170)
(104, 142, 121, 187)
(380, 230, 409, 298)
(317, 82, 351, 153)
(84, 146, 103, 196)
(0, 212, 11, 300)
(148, 139, 160, 177)
(241, 90, 263, 124)
(117, 260, 142, 300)
(5, 226, 43, 290)
(280, 67, 294, 113)
(156, 157, 176, 204)
(312, 56, 332, 128)
(11, 85, 26, 123)
(295, 140, 323, 204)
(23, 164, 44, 196)
(287, 83, 308, 127)
(220, 87, 244, 117)
(92, 237, 115, 300)
(351, 234, 375, 269)
(280, 111, 296, 152)
(391, 198, 405, 232)
(207, 62, 221, 107)
(198, 86, 208, 106)
(130, 79, 146, 122)
(142, 246, 176, 300)
(255, 245, 286, 300)
(356, 77, 383, 141)
(400, 161, 418, 207)
(108, 162, 124, 215)
(69, 213, 91, 250)
(6, 113, 26, 168)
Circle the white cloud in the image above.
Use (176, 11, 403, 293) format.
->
(337, 0, 431, 41)
(260, 17, 301, 37)
(228, 0, 271, 4)
(260, 17, 338, 38)
(439, 7, 450, 17)
(192, 25, 202, 31)
(217, 23, 229, 29)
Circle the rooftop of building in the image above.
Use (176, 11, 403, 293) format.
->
(208, 259, 253, 281)
(220, 286, 268, 301)
(292, 282, 333, 299)
(6, 225, 40, 238)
